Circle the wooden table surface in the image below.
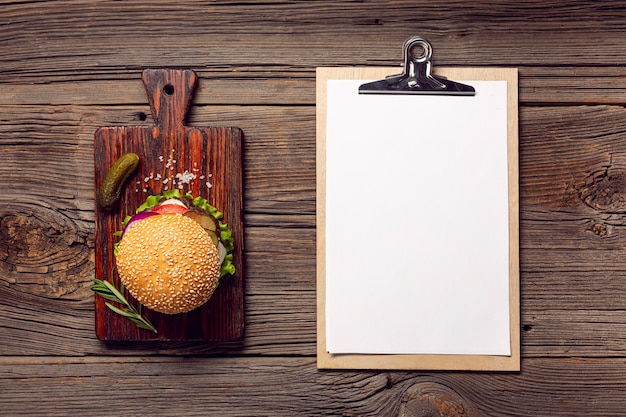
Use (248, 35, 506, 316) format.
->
(2, 1, 626, 416)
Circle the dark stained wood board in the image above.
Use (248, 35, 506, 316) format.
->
(93, 68, 244, 341)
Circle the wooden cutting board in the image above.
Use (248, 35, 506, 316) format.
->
(93, 68, 244, 341)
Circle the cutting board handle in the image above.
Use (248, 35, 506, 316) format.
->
(141, 68, 198, 134)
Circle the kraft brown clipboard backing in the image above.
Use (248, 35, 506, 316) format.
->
(316, 67, 519, 371)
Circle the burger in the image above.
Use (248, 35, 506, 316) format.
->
(114, 190, 235, 314)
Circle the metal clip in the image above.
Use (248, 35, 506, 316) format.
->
(359, 37, 475, 96)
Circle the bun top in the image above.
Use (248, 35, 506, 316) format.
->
(115, 214, 221, 314)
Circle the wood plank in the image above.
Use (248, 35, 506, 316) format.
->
(5, 283, 626, 358)
(1, 356, 626, 416)
(3, 2, 626, 74)
(3, 67, 626, 106)
(7, 0, 626, 30)
(4, 31, 626, 80)
(0, 70, 314, 106)
(521, 67, 626, 105)
(4, 0, 626, 32)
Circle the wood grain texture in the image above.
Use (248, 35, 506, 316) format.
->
(4, 67, 626, 107)
(3, 1, 626, 75)
(3, 0, 626, 415)
(1, 357, 626, 417)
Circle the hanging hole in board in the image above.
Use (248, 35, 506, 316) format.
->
(163, 84, 175, 96)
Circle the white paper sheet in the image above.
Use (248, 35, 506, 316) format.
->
(325, 80, 511, 355)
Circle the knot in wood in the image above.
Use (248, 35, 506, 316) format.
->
(579, 168, 626, 213)
(0, 204, 92, 298)
(589, 222, 609, 237)
(397, 382, 471, 417)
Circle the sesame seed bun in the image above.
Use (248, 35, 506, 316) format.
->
(115, 214, 221, 314)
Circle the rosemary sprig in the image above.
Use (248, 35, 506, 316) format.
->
(89, 277, 157, 334)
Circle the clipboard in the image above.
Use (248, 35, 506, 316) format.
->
(316, 37, 519, 371)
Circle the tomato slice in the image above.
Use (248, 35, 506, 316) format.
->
(150, 204, 188, 214)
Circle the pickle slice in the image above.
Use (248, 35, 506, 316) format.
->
(204, 230, 219, 247)
(183, 211, 219, 232)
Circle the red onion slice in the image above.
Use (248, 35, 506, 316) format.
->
(122, 211, 159, 236)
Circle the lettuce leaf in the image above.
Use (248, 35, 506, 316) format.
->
(220, 253, 235, 277)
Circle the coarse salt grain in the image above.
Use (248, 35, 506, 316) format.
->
(175, 170, 196, 184)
